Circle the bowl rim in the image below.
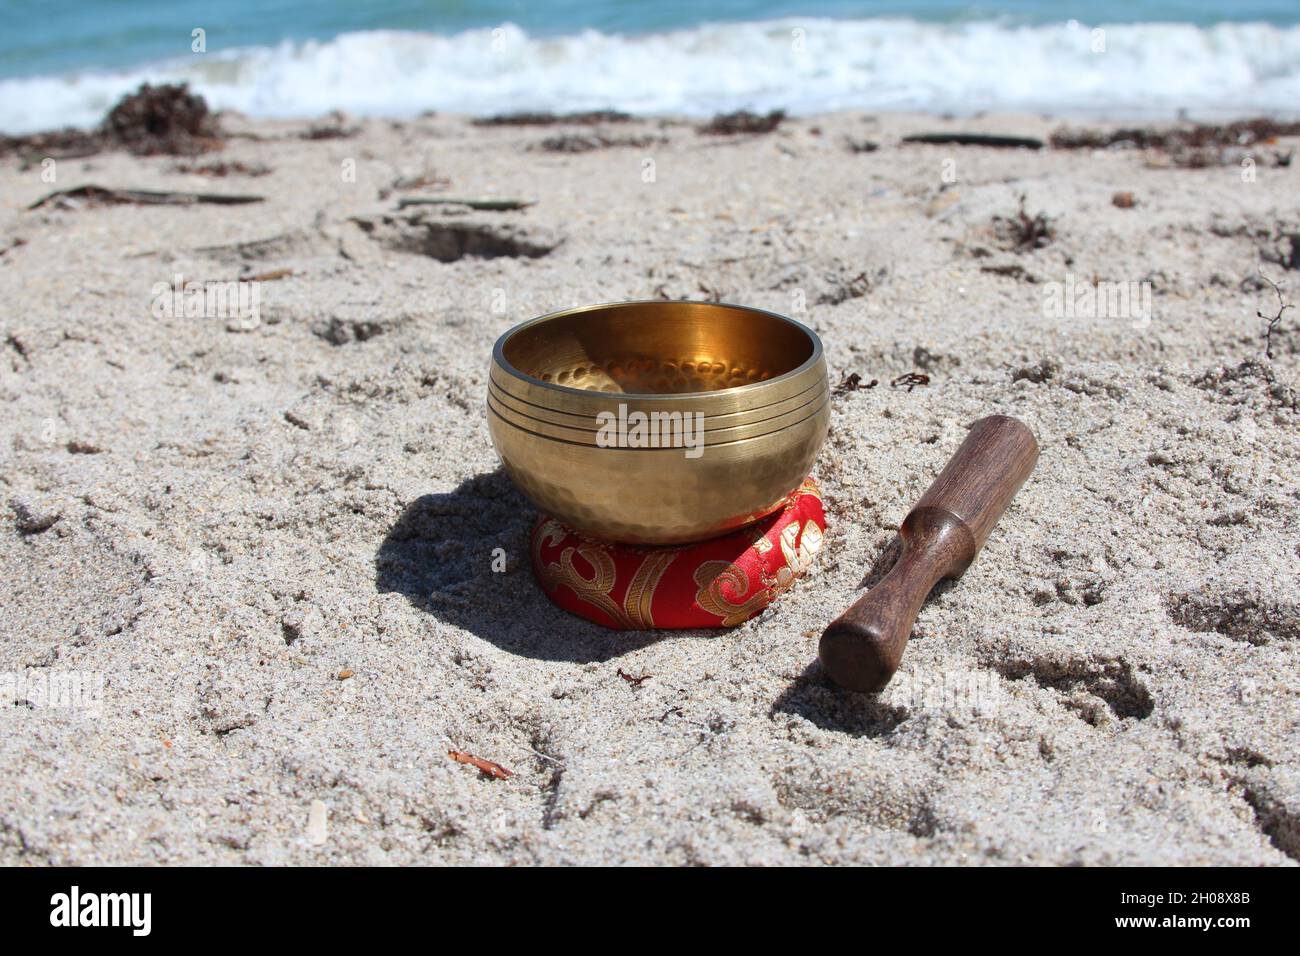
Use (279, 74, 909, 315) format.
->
(491, 299, 825, 401)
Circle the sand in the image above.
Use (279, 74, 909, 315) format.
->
(0, 111, 1297, 865)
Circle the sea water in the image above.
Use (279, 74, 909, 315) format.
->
(1, 0, 1297, 132)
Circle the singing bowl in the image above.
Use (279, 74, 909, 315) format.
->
(487, 301, 829, 544)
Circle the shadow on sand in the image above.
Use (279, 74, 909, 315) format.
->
(376, 469, 943, 708)
(770, 660, 909, 738)
(767, 528, 956, 737)
(374, 467, 659, 663)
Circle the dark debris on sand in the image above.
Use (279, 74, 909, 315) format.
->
(102, 83, 221, 155)
(698, 109, 785, 135)
(299, 111, 360, 140)
(994, 194, 1055, 251)
(833, 372, 878, 395)
(534, 132, 666, 153)
(1261, 226, 1300, 272)
(1050, 117, 1300, 168)
(472, 110, 633, 127)
(1051, 118, 1300, 151)
(0, 82, 223, 160)
(172, 160, 272, 177)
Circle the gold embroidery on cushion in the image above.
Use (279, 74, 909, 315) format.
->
(533, 492, 823, 630)
(547, 543, 631, 626)
(762, 519, 825, 592)
(532, 517, 567, 581)
(624, 549, 679, 629)
(535, 521, 679, 629)
(694, 560, 771, 626)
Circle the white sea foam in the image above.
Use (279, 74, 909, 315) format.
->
(2, 18, 1298, 132)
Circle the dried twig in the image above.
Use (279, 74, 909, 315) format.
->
(1257, 268, 1293, 360)
(448, 749, 513, 780)
(245, 267, 294, 282)
(833, 372, 878, 395)
(528, 745, 564, 767)
(377, 172, 451, 199)
(395, 197, 534, 211)
(890, 372, 930, 392)
(28, 185, 263, 210)
(980, 263, 1036, 282)
(903, 132, 1043, 150)
(617, 668, 651, 686)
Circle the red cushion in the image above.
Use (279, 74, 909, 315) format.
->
(530, 478, 827, 629)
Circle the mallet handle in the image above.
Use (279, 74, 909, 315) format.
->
(819, 415, 1038, 692)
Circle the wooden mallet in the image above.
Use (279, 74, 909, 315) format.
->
(819, 415, 1039, 692)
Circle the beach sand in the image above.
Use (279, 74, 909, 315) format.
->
(1, 110, 1297, 865)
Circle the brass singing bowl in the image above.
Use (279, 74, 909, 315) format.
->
(487, 301, 829, 544)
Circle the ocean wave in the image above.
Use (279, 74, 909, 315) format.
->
(2, 17, 1298, 132)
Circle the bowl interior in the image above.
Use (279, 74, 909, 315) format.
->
(500, 302, 816, 395)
